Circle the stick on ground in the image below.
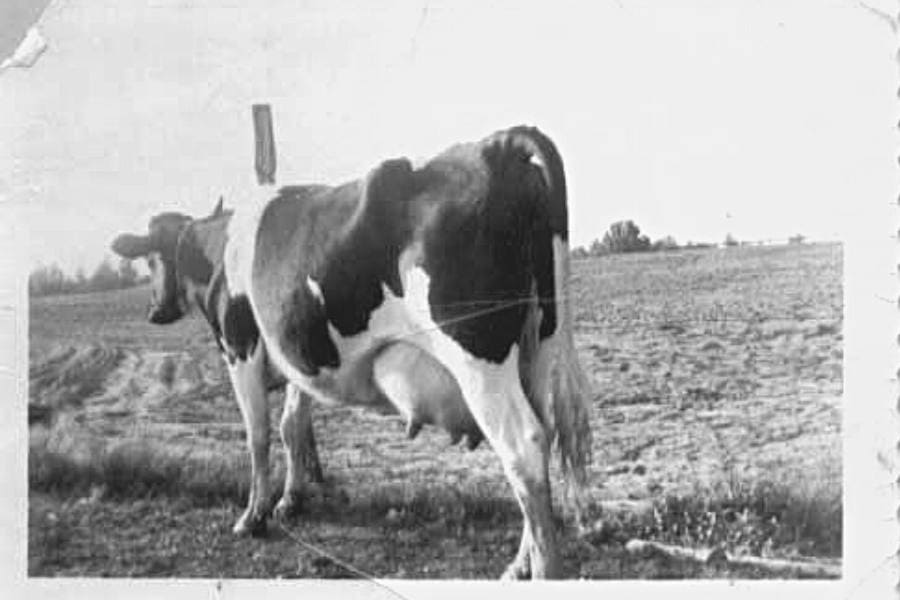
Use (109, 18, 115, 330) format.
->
(624, 539, 841, 578)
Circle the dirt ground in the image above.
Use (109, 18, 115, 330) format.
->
(27, 242, 842, 579)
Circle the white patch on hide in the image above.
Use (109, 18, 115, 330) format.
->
(224, 189, 272, 296)
(306, 276, 325, 305)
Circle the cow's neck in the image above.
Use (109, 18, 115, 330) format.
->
(176, 214, 231, 314)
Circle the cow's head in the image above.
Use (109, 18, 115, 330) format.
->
(111, 199, 226, 325)
(111, 212, 192, 324)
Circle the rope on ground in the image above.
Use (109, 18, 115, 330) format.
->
(276, 522, 413, 600)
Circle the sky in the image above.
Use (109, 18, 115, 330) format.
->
(0, 0, 896, 274)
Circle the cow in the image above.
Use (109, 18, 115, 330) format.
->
(111, 125, 592, 579)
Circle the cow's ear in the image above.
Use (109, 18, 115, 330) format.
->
(212, 196, 224, 217)
(111, 233, 153, 258)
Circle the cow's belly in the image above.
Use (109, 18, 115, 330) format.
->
(262, 276, 485, 447)
(372, 342, 483, 447)
(287, 339, 483, 447)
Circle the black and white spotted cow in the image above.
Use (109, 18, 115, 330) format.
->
(112, 125, 592, 579)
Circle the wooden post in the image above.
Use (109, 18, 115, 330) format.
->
(252, 104, 276, 185)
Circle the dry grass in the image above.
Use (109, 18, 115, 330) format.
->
(29, 423, 840, 563)
(589, 478, 841, 559)
(29, 428, 521, 525)
(29, 440, 247, 508)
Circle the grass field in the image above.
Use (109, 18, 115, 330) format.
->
(27, 242, 843, 579)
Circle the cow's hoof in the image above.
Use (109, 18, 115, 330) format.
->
(500, 561, 531, 580)
(273, 494, 303, 522)
(232, 513, 268, 538)
(308, 467, 325, 485)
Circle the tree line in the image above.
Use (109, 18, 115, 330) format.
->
(571, 220, 683, 258)
(569, 220, 803, 258)
(29, 258, 147, 297)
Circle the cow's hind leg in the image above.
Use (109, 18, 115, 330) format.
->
(226, 343, 271, 537)
(444, 347, 560, 579)
(274, 384, 323, 520)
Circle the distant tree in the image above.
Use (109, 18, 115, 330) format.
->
(602, 220, 651, 254)
(724, 233, 739, 247)
(589, 238, 607, 256)
(74, 267, 87, 292)
(89, 259, 120, 292)
(571, 246, 589, 259)
(29, 264, 68, 296)
(652, 236, 679, 252)
(29, 257, 145, 297)
(788, 234, 806, 245)
(685, 240, 715, 250)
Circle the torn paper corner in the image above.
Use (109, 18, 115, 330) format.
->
(0, 27, 48, 72)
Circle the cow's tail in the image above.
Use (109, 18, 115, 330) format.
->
(548, 225, 593, 521)
(501, 126, 593, 518)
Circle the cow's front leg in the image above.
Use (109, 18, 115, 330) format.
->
(225, 343, 271, 537)
(273, 384, 323, 521)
